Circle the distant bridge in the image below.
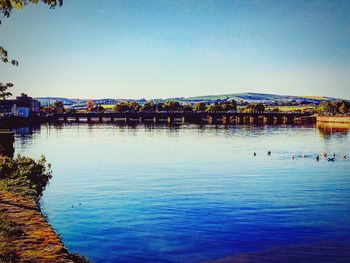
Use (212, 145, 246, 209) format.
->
(51, 111, 313, 125)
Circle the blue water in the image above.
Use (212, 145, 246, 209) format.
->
(14, 124, 350, 262)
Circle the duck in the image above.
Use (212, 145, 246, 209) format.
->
(341, 155, 347, 160)
(254, 152, 256, 157)
(321, 152, 327, 158)
(291, 155, 295, 160)
(327, 157, 335, 162)
(267, 151, 271, 156)
(315, 154, 320, 161)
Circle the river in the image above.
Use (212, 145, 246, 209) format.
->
(13, 123, 350, 262)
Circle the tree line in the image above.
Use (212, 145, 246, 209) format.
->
(43, 99, 281, 114)
(317, 100, 349, 114)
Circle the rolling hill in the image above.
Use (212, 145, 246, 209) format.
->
(35, 92, 346, 106)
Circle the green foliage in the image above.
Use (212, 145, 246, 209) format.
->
(52, 100, 65, 113)
(333, 100, 349, 114)
(271, 107, 280, 113)
(194, 102, 206, 111)
(254, 103, 265, 112)
(205, 100, 237, 112)
(317, 101, 334, 113)
(0, 83, 13, 100)
(182, 103, 193, 111)
(140, 100, 156, 112)
(244, 103, 265, 113)
(221, 100, 237, 111)
(1, 0, 63, 65)
(114, 101, 131, 112)
(0, 155, 52, 199)
(156, 102, 164, 112)
(0, 0, 63, 20)
(128, 101, 141, 112)
(163, 100, 182, 111)
(205, 103, 222, 112)
(0, 46, 18, 65)
(317, 100, 349, 114)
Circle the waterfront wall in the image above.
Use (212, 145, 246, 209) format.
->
(317, 116, 350, 124)
(0, 190, 74, 262)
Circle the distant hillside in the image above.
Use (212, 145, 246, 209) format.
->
(185, 92, 340, 103)
(36, 97, 78, 106)
(36, 93, 345, 107)
(36, 98, 117, 107)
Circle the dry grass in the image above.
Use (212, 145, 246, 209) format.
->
(0, 190, 73, 262)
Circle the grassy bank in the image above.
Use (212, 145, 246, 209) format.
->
(0, 155, 90, 263)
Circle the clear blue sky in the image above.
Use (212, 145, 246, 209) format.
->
(1, 0, 350, 99)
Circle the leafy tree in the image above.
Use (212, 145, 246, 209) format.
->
(221, 100, 237, 111)
(0, 155, 52, 199)
(272, 107, 280, 113)
(140, 100, 156, 112)
(255, 103, 265, 113)
(52, 100, 65, 113)
(0, 46, 18, 65)
(206, 103, 222, 112)
(95, 105, 105, 113)
(338, 102, 348, 114)
(163, 100, 182, 111)
(114, 101, 130, 112)
(41, 106, 52, 114)
(244, 104, 255, 113)
(243, 103, 265, 113)
(182, 104, 193, 112)
(128, 101, 141, 112)
(0, 0, 63, 19)
(333, 100, 349, 114)
(0, 0, 63, 65)
(0, 83, 13, 100)
(194, 102, 206, 111)
(155, 102, 164, 112)
(86, 100, 95, 112)
(317, 101, 334, 113)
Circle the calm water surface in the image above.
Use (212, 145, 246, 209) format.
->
(13, 124, 350, 262)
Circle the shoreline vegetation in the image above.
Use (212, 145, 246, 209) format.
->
(0, 155, 90, 263)
(1, 97, 349, 129)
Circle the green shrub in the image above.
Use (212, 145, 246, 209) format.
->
(0, 155, 52, 199)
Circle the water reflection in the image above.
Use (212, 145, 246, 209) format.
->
(12, 123, 350, 262)
(12, 123, 350, 152)
(317, 122, 350, 138)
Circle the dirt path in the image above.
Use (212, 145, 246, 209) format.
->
(0, 190, 73, 262)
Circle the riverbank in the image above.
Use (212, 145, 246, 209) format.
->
(0, 154, 90, 262)
(0, 189, 74, 262)
(317, 115, 350, 124)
